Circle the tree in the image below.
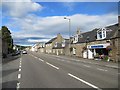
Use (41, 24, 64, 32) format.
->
(1, 26, 13, 53)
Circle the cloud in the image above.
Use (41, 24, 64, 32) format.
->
(2, 0, 42, 18)
(4, 13, 118, 46)
(28, 39, 49, 43)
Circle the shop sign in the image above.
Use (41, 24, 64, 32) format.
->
(91, 45, 103, 49)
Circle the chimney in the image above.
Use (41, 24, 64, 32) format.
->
(57, 33, 61, 37)
(76, 27, 81, 35)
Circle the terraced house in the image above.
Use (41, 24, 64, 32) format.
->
(71, 18, 120, 62)
(45, 33, 69, 55)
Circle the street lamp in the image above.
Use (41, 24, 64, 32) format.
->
(64, 17, 71, 54)
(86, 36, 90, 59)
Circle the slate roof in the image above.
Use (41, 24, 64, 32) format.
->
(77, 23, 119, 43)
(45, 37, 57, 44)
(105, 24, 119, 39)
(77, 29, 97, 43)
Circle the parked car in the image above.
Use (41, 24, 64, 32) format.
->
(12, 51, 21, 56)
(22, 50, 27, 54)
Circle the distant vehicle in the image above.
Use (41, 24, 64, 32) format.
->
(22, 50, 27, 54)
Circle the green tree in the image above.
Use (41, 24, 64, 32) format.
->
(1, 26, 13, 53)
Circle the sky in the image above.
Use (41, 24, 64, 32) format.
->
(1, 0, 119, 46)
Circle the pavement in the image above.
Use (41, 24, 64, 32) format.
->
(1, 51, 119, 89)
(48, 54, 119, 69)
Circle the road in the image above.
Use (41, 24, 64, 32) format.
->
(2, 51, 119, 89)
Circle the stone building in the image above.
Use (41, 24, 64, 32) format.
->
(45, 34, 64, 54)
(52, 39, 69, 55)
(71, 23, 119, 62)
(37, 42, 45, 53)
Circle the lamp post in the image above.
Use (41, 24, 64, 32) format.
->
(64, 17, 71, 55)
(86, 36, 90, 59)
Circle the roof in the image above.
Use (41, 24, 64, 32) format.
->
(77, 23, 119, 43)
(105, 24, 119, 39)
(77, 29, 97, 43)
(45, 37, 57, 44)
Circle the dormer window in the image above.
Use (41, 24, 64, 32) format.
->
(54, 42, 58, 47)
(73, 34, 78, 43)
(62, 40, 65, 47)
(79, 34, 83, 38)
(97, 28, 106, 40)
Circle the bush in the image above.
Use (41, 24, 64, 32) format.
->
(103, 56, 108, 61)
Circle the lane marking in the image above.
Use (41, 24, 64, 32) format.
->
(20, 62, 22, 66)
(19, 68, 21, 72)
(68, 73, 101, 90)
(16, 82, 20, 89)
(39, 58, 44, 62)
(18, 74, 21, 79)
(34, 56, 37, 59)
(19, 65, 21, 68)
(97, 68, 108, 72)
(46, 62, 59, 70)
(83, 64, 91, 67)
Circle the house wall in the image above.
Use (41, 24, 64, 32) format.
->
(38, 48, 45, 53)
(71, 43, 85, 57)
(53, 48, 64, 55)
(45, 43, 53, 54)
(111, 37, 120, 62)
(45, 34, 64, 54)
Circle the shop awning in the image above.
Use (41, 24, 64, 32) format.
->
(87, 43, 110, 49)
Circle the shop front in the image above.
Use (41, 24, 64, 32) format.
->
(86, 43, 110, 60)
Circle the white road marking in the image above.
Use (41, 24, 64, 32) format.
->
(16, 82, 20, 89)
(46, 62, 59, 70)
(19, 68, 21, 72)
(39, 58, 44, 62)
(83, 65, 91, 68)
(68, 73, 101, 90)
(20, 62, 22, 66)
(34, 56, 37, 59)
(97, 68, 108, 71)
(18, 74, 21, 79)
(19, 65, 21, 68)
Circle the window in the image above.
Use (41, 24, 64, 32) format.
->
(98, 31, 102, 38)
(97, 28, 106, 40)
(73, 35, 78, 43)
(54, 42, 58, 47)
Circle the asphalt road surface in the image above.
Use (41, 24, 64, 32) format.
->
(2, 51, 119, 89)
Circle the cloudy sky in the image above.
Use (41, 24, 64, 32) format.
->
(1, 0, 119, 46)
